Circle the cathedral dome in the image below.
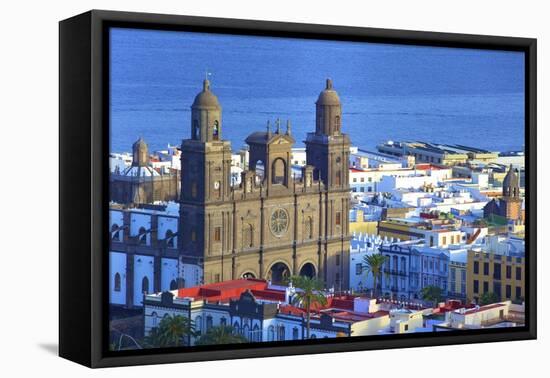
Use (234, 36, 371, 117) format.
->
(132, 137, 149, 167)
(503, 164, 519, 188)
(316, 78, 341, 106)
(133, 137, 147, 151)
(192, 79, 220, 108)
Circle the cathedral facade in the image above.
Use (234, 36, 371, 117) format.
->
(178, 79, 351, 290)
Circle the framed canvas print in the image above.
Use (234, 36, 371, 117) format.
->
(59, 10, 537, 368)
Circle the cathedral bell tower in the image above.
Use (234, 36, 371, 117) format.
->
(503, 164, 520, 199)
(305, 79, 350, 190)
(180, 79, 232, 203)
(501, 164, 522, 221)
(305, 79, 351, 291)
(179, 80, 233, 265)
(191, 79, 222, 143)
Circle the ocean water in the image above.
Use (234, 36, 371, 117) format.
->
(109, 28, 525, 154)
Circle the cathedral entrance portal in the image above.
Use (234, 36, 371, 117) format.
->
(267, 262, 291, 284)
(299, 263, 316, 278)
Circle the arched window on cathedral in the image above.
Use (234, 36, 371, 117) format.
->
(142, 276, 149, 294)
(138, 227, 147, 245)
(169, 279, 178, 290)
(111, 224, 121, 241)
(272, 158, 286, 185)
(192, 119, 199, 140)
(213, 120, 219, 140)
(335, 115, 341, 134)
(305, 216, 313, 240)
(335, 170, 341, 186)
(114, 272, 121, 292)
(254, 160, 265, 184)
(243, 223, 254, 248)
(165, 229, 175, 248)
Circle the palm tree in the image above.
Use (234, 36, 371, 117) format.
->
(145, 315, 195, 348)
(144, 326, 164, 348)
(289, 275, 327, 340)
(362, 253, 388, 298)
(195, 325, 248, 346)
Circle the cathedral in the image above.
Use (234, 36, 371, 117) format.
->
(484, 164, 523, 222)
(110, 137, 180, 205)
(178, 78, 351, 290)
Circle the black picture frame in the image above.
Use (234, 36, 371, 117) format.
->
(59, 9, 537, 368)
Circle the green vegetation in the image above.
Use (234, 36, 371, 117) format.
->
(289, 275, 327, 340)
(362, 253, 389, 298)
(144, 315, 195, 348)
(438, 212, 454, 220)
(473, 218, 488, 227)
(485, 214, 508, 226)
(479, 291, 500, 305)
(195, 325, 248, 346)
(420, 285, 443, 305)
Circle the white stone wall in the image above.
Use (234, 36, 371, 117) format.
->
(109, 210, 124, 241)
(160, 258, 178, 291)
(130, 212, 152, 245)
(157, 216, 178, 247)
(109, 251, 127, 305)
(378, 174, 438, 193)
(180, 261, 203, 287)
(133, 254, 155, 305)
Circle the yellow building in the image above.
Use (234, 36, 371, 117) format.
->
(377, 219, 424, 241)
(466, 247, 525, 304)
(448, 251, 467, 300)
(349, 209, 378, 234)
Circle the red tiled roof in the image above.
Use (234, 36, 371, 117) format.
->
(328, 297, 355, 311)
(251, 289, 286, 302)
(433, 300, 471, 314)
(279, 305, 306, 316)
(177, 279, 271, 302)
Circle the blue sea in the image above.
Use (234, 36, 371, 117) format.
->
(109, 28, 525, 154)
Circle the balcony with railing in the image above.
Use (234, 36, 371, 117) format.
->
(384, 269, 408, 277)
